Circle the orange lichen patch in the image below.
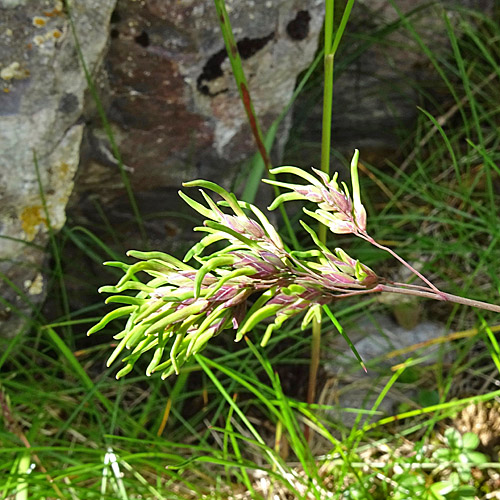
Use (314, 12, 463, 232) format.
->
(52, 29, 62, 39)
(43, 7, 64, 17)
(58, 161, 69, 176)
(33, 16, 46, 27)
(3, 87, 9, 93)
(20, 205, 47, 240)
(43, 2, 64, 17)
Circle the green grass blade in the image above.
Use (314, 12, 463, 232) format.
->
(416, 106, 460, 181)
(44, 326, 114, 413)
(330, 0, 356, 56)
(212, 0, 271, 169)
(479, 316, 500, 374)
(322, 305, 366, 372)
(33, 152, 72, 344)
(64, 2, 146, 241)
(195, 355, 282, 469)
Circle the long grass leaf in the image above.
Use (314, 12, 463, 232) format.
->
(64, 3, 146, 241)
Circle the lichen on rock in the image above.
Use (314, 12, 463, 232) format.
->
(0, 0, 116, 337)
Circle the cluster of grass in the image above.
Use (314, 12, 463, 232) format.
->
(364, 6, 500, 318)
(1, 2, 499, 499)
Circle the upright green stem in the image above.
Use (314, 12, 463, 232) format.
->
(306, 1, 336, 439)
(320, 55, 335, 176)
(324, 0, 334, 55)
(318, 54, 335, 244)
(307, 0, 356, 439)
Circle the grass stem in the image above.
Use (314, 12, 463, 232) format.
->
(307, 0, 356, 439)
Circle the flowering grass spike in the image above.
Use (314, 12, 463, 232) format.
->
(88, 151, 500, 379)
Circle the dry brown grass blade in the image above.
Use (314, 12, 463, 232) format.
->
(388, 323, 500, 371)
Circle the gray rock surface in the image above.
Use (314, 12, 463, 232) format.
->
(322, 313, 450, 427)
(0, 0, 325, 336)
(74, 0, 324, 203)
(0, 0, 116, 336)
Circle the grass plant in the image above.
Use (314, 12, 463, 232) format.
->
(1, 2, 500, 499)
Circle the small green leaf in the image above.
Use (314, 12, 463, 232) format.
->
(184, 232, 226, 261)
(170, 333, 185, 375)
(260, 314, 288, 346)
(160, 349, 188, 379)
(116, 260, 171, 287)
(133, 300, 168, 324)
(187, 305, 227, 351)
(444, 428, 462, 449)
(104, 295, 146, 306)
(432, 448, 452, 461)
(127, 250, 193, 270)
(144, 302, 207, 336)
(237, 303, 282, 339)
(103, 260, 130, 271)
(267, 166, 323, 186)
(429, 481, 452, 498)
(183, 179, 245, 216)
(87, 306, 136, 335)
(461, 432, 480, 450)
(146, 346, 165, 376)
(247, 202, 284, 249)
(323, 305, 366, 372)
(266, 191, 307, 211)
(125, 323, 151, 349)
(107, 336, 131, 367)
(194, 255, 236, 297)
(454, 485, 477, 497)
(234, 291, 276, 339)
(113, 281, 157, 293)
(203, 220, 257, 248)
(354, 260, 367, 281)
(204, 267, 255, 300)
(199, 189, 224, 217)
(302, 207, 332, 227)
(464, 450, 488, 465)
(116, 362, 135, 379)
(190, 330, 216, 355)
(178, 190, 214, 218)
(286, 284, 307, 294)
(302, 304, 321, 329)
(350, 149, 362, 209)
(299, 221, 331, 254)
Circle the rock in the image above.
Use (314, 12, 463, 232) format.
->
(0, 0, 325, 335)
(0, 0, 116, 336)
(73, 0, 324, 202)
(322, 314, 450, 427)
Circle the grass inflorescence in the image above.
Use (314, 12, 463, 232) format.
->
(1, 2, 499, 499)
